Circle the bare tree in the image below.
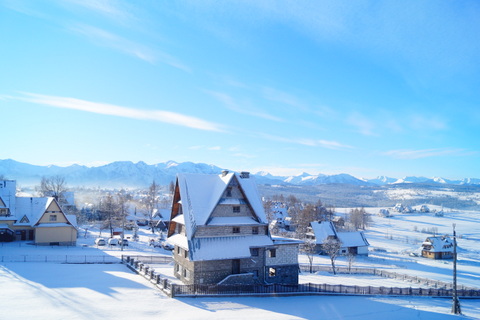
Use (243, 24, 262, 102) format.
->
(322, 237, 342, 275)
(302, 239, 318, 273)
(347, 252, 356, 273)
(37, 175, 68, 200)
(348, 207, 371, 230)
(99, 193, 118, 238)
(116, 190, 130, 251)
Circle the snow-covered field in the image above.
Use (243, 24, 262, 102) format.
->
(1, 207, 480, 319)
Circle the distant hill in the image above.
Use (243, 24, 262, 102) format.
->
(0, 159, 479, 188)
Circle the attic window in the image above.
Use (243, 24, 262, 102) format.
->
(269, 249, 276, 258)
(252, 227, 258, 235)
(232, 227, 240, 234)
(233, 206, 240, 213)
(250, 248, 259, 256)
(226, 187, 232, 197)
(49, 215, 57, 222)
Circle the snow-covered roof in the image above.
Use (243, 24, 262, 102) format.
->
(271, 235, 303, 245)
(207, 216, 259, 226)
(422, 236, 454, 252)
(187, 235, 273, 261)
(309, 221, 337, 244)
(172, 213, 185, 224)
(176, 172, 267, 240)
(337, 231, 369, 247)
(66, 214, 78, 229)
(14, 197, 54, 226)
(35, 223, 72, 228)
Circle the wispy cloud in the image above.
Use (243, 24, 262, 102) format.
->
(69, 24, 190, 71)
(383, 148, 469, 159)
(206, 90, 284, 122)
(64, 0, 135, 23)
(410, 114, 448, 131)
(13, 92, 224, 132)
(261, 87, 307, 112)
(347, 111, 376, 136)
(259, 133, 353, 150)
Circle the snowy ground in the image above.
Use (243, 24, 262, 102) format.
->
(1, 208, 480, 319)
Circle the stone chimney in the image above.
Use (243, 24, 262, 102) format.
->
(240, 171, 250, 179)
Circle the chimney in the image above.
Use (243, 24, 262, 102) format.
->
(240, 171, 250, 179)
(221, 170, 229, 177)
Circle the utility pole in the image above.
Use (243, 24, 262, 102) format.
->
(451, 223, 461, 315)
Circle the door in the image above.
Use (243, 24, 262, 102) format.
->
(232, 259, 240, 274)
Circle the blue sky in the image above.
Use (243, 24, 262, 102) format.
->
(1, 1, 480, 179)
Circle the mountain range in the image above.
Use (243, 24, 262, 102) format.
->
(0, 159, 479, 188)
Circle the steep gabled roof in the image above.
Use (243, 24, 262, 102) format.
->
(337, 231, 370, 247)
(15, 197, 55, 226)
(176, 172, 267, 240)
(309, 221, 337, 244)
(0, 196, 6, 207)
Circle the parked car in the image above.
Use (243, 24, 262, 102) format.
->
(95, 238, 106, 246)
(149, 238, 162, 248)
(119, 238, 128, 246)
(161, 241, 174, 251)
(108, 238, 119, 246)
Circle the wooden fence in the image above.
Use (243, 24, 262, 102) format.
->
(299, 264, 478, 291)
(170, 282, 480, 298)
(0, 255, 120, 263)
(121, 256, 480, 299)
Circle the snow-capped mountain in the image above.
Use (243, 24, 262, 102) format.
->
(0, 159, 479, 188)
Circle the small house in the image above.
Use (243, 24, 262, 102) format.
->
(421, 236, 454, 259)
(307, 221, 369, 256)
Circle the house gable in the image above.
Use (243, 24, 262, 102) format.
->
(0, 197, 6, 207)
(19, 215, 30, 224)
(35, 199, 70, 225)
(207, 175, 260, 222)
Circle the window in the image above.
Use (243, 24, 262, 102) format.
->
(269, 267, 276, 277)
(252, 227, 258, 235)
(226, 187, 232, 197)
(177, 246, 181, 254)
(184, 249, 188, 258)
(49, 215, 57, 222)
(175, 263, 180, 272)
(233, 227, 240, 234)
(269, 249, 276, 258)
(183, 268, 188, 278)
(250, 248, 259, 256)
(233, 206, 240, 213)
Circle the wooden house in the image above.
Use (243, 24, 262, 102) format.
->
(167, 171, 300, 285)
(307, 221, 369, 256)
(421, 236, 454, 259)
(0, 180, 78, 245)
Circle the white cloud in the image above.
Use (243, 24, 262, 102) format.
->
(206, 90, 284, 122)
(383, 148, 468, 159)
(259, 133, 353, 150)
(70, 23, 190, 71)
(14, 92, 224, 132)
(347, 111, 376, 136)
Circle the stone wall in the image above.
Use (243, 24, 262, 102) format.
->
(266, 243, 299, 266)
(194, 225, 268, 237)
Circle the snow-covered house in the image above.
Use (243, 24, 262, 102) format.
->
(167, 171, 300, 285)
(421, 236, 454, 259)
(0, 180, 78, 245)
(307, 221, 370, 256)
